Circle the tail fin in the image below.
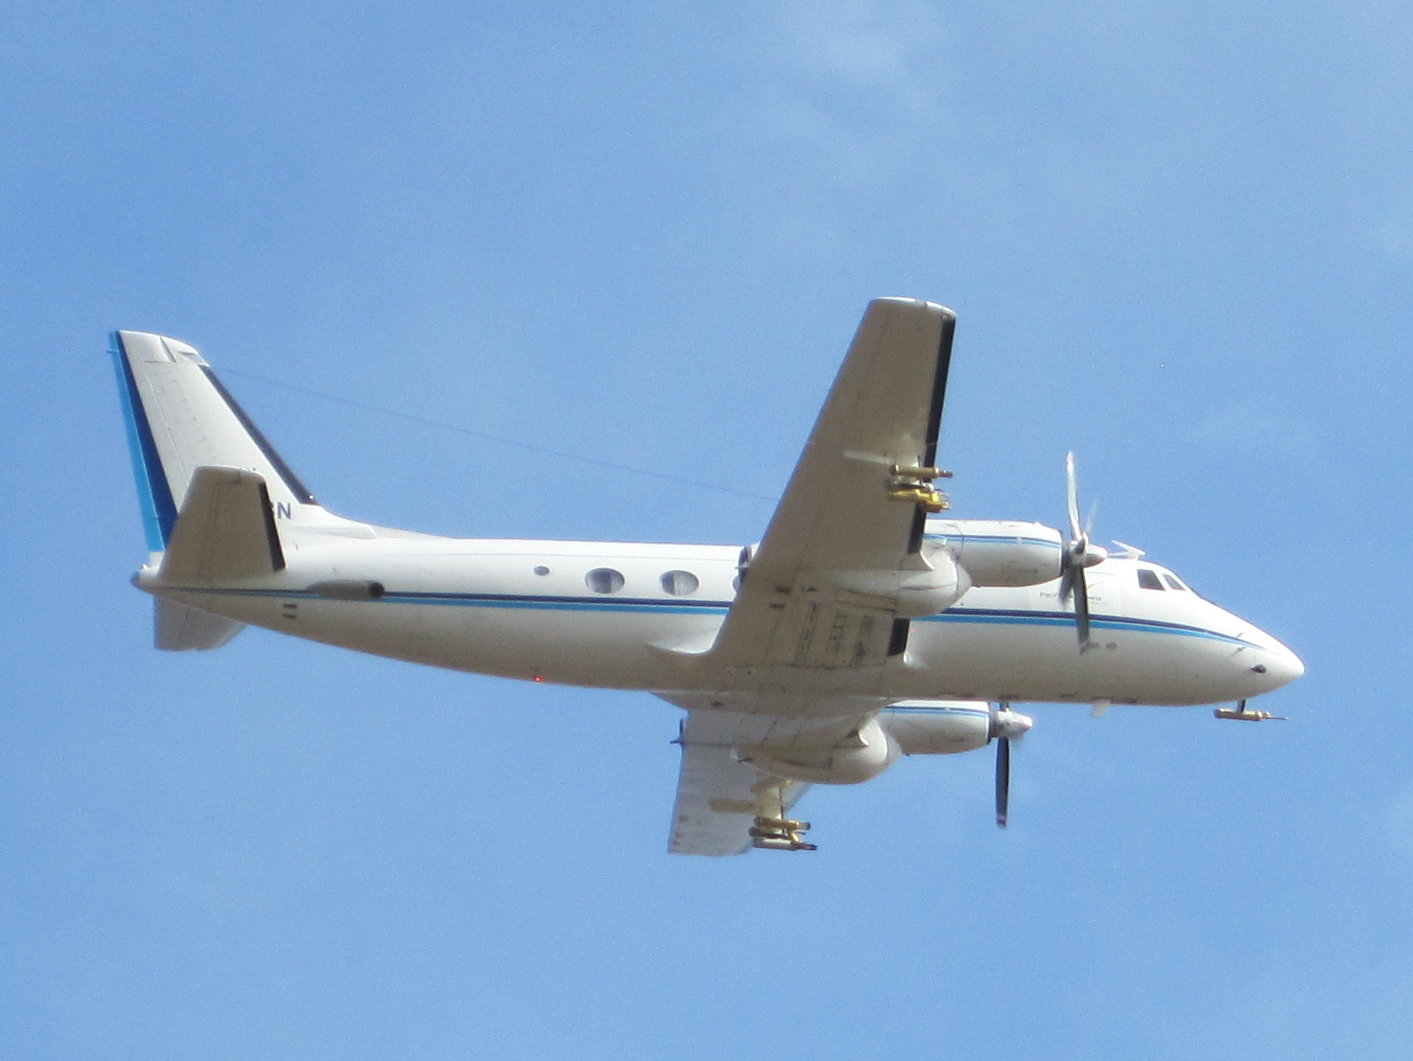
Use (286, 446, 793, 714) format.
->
(112, 330, 331, 652)
(110, 330, 318, 559)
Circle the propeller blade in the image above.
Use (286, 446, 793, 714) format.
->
(1065, 452, 1082, 541)
(1061, 452, 1100, 651)
(995, 737, 1011, 829)
(991, 705, 1033, 829)
(1072, 564, 1092, 649)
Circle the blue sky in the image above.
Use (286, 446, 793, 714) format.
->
(5, 2, 1413, 1057)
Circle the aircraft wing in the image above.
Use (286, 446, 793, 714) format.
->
(666, 708, 818, 855)
(667, 741, 796, 856)
(707, 298, 956, 674)
(665, 704, 884, 855)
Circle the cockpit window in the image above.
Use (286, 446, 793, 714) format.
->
(1162, 574, 1187, 591)
(1137, 569, 1165, 591)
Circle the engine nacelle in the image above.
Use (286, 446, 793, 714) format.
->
(925, 519, 1064, 588)
(879, 700, 1008, 755)
(742, 705, 1034, 783)
(742, 717, 902, 786)
(827, 550, 972, 619)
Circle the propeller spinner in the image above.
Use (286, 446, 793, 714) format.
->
(1059, 452, 1107, 650)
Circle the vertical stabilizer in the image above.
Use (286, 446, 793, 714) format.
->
(110, 331, 319, 558)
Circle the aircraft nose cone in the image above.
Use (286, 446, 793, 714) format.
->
(1248, 637, 1304, 691)
(1272, 644, 1304, 685)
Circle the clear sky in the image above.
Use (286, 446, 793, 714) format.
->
(5, 2, 1412, 1058)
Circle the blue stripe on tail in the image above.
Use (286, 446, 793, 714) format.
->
(110, 332, 178, 550)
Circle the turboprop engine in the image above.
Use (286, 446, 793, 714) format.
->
(922, 457, 1111, 651)
(741, 716, 901, 786)
(740, 542, 973, 619)
(883, 701, 1035, 829)
(827, 549, 972, 619)
(792, 521, 1069, 630)
(738, 703, 1033, 787)
(880, 700, 1000, 753)
(924, 519, 1066, 588)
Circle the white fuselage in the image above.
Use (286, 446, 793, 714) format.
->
(111, 314, 1305, 853)
(140, 520, 1303, 709)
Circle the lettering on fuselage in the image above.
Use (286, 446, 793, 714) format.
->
(276, 502, 292, 519)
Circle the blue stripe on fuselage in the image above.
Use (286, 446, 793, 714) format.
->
(110, 333, 177, 551)
(382, 590, 730, 615)
(173, 587, 1257, 647)
(923, 607, 1257, 648)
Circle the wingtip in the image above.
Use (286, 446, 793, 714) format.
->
(871, 297, 955, 320)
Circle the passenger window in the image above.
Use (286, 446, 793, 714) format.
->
(1162, 574, 1186, 591)
(585, 568, 625, 594)
(1137, 569, 1165, 591)
(660, 570, 699, 596)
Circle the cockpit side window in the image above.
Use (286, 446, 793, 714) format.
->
(1162, 574, 1187, 591)
(1137, 569, 1165, 591)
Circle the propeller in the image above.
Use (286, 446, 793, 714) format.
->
(991, 705, 1033, 829)
(995, 738, 1010, 828)
(1059, 452, 1107, 651)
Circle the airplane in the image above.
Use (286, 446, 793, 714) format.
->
(110, 298, 1303, 855)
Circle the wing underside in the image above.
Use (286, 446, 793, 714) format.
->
(704, 298, 955, 681)
(666, 298, 959, 852)
(667, 709, 819, 856)
(668, 742, 805, 856)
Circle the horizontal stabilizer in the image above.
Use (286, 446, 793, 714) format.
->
(154, 598, 245, 651)
(159, 466, 286, 583)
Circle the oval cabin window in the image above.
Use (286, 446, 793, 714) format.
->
(585, 568, 625, 594)
(660, 570, 699, 596)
